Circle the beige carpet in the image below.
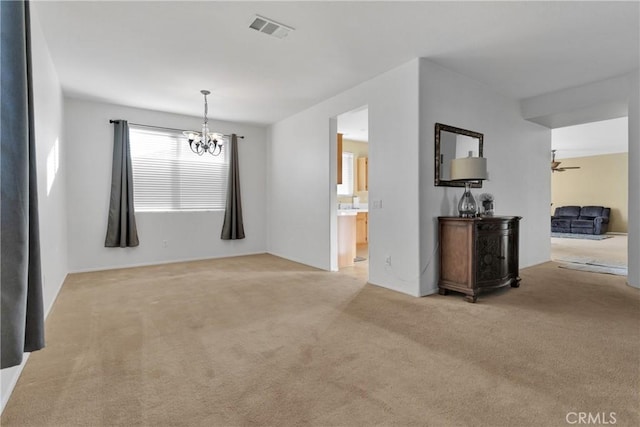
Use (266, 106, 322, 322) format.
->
(2, 254, 639, 426)
(551, 234, 628, 266)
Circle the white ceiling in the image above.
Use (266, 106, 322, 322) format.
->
(552, 117, 628, 159)
(33, 1, 639, 126)
(337, 106, 368, 142)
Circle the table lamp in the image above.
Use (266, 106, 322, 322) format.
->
(450, 153, 488, 218)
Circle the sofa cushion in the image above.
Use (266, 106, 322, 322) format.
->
(553, 205, 580, 219)
(579, 206, 604, 219)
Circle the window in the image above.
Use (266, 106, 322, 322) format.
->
(129, 126, 228, 211)
(337, 151, 354, 196)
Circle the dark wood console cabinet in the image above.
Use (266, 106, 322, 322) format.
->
(438, 216, 521, 303)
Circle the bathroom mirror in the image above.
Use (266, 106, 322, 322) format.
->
(434, 123, 484, 187)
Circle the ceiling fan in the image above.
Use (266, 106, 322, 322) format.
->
(551, 150, 580, 173)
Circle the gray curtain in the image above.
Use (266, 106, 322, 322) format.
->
(1, 0, 46, 369)
(104, 120, 139, 247)
(221, 134, 245, 240)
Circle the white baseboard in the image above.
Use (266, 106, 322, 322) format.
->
(0, 355, 30, 414)
(68, 251, 269, 274)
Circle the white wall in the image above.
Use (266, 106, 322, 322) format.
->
(268, 59, 422, 296)
(418, 59, 552, 295)
(521, 74, 630, 128)
(32, 10, 68, 310)
(1, 6, 68, 412)
(267, 57, 552, 297)
(64, 98, 267, 272)
(628, 70, 639, 288)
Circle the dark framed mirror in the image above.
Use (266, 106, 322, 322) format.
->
(434, 123, 484, 187)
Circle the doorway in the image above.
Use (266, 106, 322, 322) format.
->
(335, 105, 369, 279)
(550, 117, 628, 270)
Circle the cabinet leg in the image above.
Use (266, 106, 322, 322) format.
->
(465, 295, 478, 303)
(438, 288, 449, 295)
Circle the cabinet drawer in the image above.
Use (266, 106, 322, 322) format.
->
(476, 221, 514, 232)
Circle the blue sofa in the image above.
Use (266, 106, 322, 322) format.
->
(551, 205, 610, 235)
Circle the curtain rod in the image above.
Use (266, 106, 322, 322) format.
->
(109, 120, 244, 139)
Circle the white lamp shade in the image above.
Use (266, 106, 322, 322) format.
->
(450, 156, 487, 181)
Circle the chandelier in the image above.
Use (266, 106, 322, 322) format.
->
(184, 90, 224, 156)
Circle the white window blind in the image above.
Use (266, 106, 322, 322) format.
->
(129, 126, 228, 212)
(337, 151, 354, 196)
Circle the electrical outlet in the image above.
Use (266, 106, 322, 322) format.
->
(162, 240, 168, 248)
(385, 256, 391, 266)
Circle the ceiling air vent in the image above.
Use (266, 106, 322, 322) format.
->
(249, 15, 294, 39)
